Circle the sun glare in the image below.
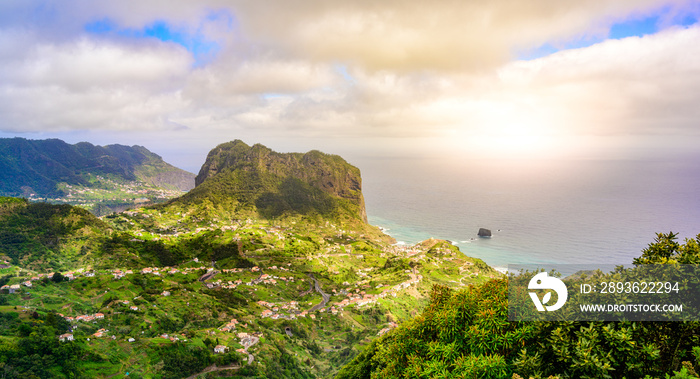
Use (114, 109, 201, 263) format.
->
(445, 106, 561, 159)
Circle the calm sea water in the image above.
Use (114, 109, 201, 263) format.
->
(354, 157, 700, 271)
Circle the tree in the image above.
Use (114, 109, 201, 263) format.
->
(51, 272, 64, 283)
(634, 232, 700, 264)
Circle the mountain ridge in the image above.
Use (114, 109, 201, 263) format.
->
(0, 137, 195, 197)
(178, 140, 367, 223)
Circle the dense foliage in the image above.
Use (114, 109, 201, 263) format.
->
(0, 197, 105, 269)
(0, 316, 88, 378)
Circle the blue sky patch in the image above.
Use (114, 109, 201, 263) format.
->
(334, 65, 356, 84)
(516, 8, 698, 61)
(609, 14, 659, 39)
(84, 16, 224, 67)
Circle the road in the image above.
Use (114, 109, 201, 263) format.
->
(241, 335, 259, 365)
(307, 273, 331, 312)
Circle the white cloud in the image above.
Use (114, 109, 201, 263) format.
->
(1, 0, 699, 161)
(0, 37, 191, 91)
(0, 32, 191, 131)
(493, 25, 700, 137)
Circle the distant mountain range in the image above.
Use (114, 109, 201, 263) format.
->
(0, 138, 195, 197)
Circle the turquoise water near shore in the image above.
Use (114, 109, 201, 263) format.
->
(356, 156, 700, 271)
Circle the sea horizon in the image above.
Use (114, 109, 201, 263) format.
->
(360, 156, 700, 272)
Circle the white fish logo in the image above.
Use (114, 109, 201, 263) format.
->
(528, 272, 568, 311)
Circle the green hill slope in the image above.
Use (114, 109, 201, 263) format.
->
(0, 197, 106, 271)
(0, 138, 195, 198)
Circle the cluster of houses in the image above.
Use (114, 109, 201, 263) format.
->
(137, 266, 209, 276)
(1, 269, 101, 293)
(54, 177, 183, 206)
(252, 273, 296, 286)
(159, 333, 185, 342)
(218, 318, 240, 332)
(212, 265, 423, 323)
(206, 265, 298, 290)
(220, 264, 291, 275)
(60, 312, 105, 323)
(0, 284, 21, 293)
(257, 300, 311, 320)
(327, 273, 423, 311)
(92, 328, 110, 338)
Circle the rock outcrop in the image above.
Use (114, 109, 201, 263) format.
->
(478, 228, 492, 237)
(184, 140, 367, 222)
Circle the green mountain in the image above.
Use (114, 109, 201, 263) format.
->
(0, 138, 195, 198)
(172, 140, 367, 224)
(0, 197, 106, 271)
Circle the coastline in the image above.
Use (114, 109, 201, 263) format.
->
(371, 215, 510, 274)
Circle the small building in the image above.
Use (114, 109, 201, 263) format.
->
(58, 333, 74, 342)
(161, 291, 170, 296)
(214, 345, 228, 354)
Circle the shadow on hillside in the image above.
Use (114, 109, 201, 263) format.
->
(255, 177, 337, 219)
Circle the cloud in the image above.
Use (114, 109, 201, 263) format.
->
(1, 0, 699, 162)
(0, 31, 191, 131)
(0, 37, 191, 90)
(4, 0, 691, 71)
(184, 58, 338, 100)
(234, 0, 686, 71)
(493, 24, 700, 137)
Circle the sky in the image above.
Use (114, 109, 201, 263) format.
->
(0, 0, 699, 173)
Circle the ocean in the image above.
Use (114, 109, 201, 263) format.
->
(354, 156, 700, 272)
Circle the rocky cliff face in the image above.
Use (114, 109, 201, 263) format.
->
(190, 140, 367, 222)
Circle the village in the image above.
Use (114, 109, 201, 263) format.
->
(0, 197, 497, 378)
(1, 251, 431, 349)
(27, 175, 186, 211)
(0, 211, 495, 379)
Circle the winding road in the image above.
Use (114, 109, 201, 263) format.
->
(306, 273, 331, 312)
